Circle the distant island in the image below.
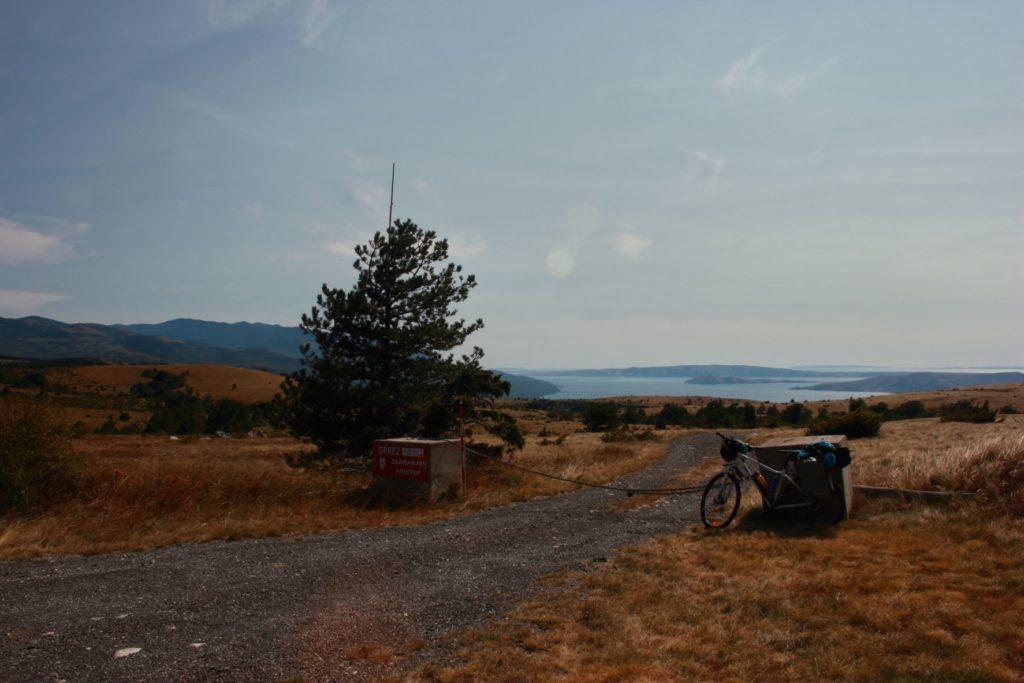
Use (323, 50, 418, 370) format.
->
(560, 364, 830, 379)
(684, 374, 778, 385)
(499, 373, 559, 398)
(798, 372, 1024, 392)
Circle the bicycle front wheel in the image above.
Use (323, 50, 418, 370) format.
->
(701, 472, 741, 529)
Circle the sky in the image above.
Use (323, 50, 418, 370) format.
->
(1, 0, 1022, 368)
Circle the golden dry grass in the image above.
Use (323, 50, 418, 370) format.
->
(810, 382, 1024, 414)
(417, 510, 1024, 682)
(53, 363, 284, 403)
(847, 415, 1024, 492)
(413, 417, 1024, 682)
(0, 427, 686, 560)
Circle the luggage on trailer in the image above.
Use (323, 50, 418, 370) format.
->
(756, 435, 854, 518)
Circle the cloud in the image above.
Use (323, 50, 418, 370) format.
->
(26, 215, 91, 236)
(350, 181, 389, 221)
(717, 45, 837, 96)
(325, 239, 360, 256)
(613, 231, 652, 261)
(717, 46, 766, 93)
(244, 202, 264, 219)
(0, 218, 82, 265)
(205, 0, 340, 47)
(546, 248, 574, 278)
(206, 0, 279, 29)
(773, 57, 839, 96)
(412, 178, 439, 201)
(682, 149, 727, 189)
(0, 289, 69, 314)
(346, 152, 368, 171)
(448, 234, 488, 258)
(301, 0, 340, 46)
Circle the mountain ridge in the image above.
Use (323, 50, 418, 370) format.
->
(0, 317, 559, 398)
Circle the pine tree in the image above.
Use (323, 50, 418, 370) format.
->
(282, 219, 522, 458)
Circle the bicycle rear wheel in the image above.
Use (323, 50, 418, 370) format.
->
(701, 472, 741, 528)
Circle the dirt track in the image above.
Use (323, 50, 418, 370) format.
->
(0, 433, 716, 681)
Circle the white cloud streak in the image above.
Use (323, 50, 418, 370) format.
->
(0, 289, 69, 314)
(613, 231, 652, 261)
(205, 0, 339, 47)
(350, 181, 389, 221)
(0, 218, 83, 265)
(774, 57, 839, 96)
(448, 233, 488, 258)
(301, 0, 340, 46)
(717, 45, 837, 97)
(717, 46, 765, 93)
(324, 239, 360, 256)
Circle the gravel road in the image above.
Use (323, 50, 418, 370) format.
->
(0, 433, 717, 681)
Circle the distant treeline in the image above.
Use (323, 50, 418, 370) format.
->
(522, 396, 1013, 439)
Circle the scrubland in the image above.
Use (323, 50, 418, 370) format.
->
(0, 405, 684, 559)
(416, 416, 1024, 682)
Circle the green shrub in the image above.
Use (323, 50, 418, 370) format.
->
(806, 409, 881, 439)
(581, 402, 622, 431)
(657, 403, 690, 426)
(779, 402, 812, 426)
(939, 400, 996, 424)
(621, 404, 647, 424)
(0, 400, 78, 512)
(888, 400, 929, 420)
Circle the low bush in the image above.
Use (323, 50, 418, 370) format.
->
(887, 400, 929, 420)
(938, 400, 996, 424)
(806, 409, 881, 439)
(0, 399, 78, 512)
(581, 402, 621, 432)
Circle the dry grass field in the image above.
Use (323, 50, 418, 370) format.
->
(51, 363, 284, 403)
(416, 416, 1024, 682)
(0, 420, 688, 560)
(810, 382, 1024, 414)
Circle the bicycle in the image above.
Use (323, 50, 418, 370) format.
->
(700, 432, 846, 529)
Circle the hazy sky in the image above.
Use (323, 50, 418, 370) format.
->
(2, 1, 1022, 368)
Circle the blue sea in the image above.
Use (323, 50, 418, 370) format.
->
(520, 365, 1024, 402)
(525, 374, 879, 402)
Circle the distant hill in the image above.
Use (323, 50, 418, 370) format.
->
(501, 373, 559, 398)
(0, 317, 299, 373)
(800, 372, 1024, 392)
(121, 319, 305, 358)
(562, 364, 826, 379)
(685, 374, 776, 385)
(0, 317, 558, 397)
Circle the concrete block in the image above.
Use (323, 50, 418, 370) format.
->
(371, 438, 465, 504)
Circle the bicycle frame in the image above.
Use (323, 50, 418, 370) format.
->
(724, 451, 814, 511)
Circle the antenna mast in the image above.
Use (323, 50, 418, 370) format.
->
(387, 162, 395, 229)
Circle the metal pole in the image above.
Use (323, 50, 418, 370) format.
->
(459, 400, 466, 491)
(387, 162, 395, 229)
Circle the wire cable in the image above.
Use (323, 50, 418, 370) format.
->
(464, 445, 706, 497)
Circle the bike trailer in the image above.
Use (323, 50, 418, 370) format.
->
(755, 434, 853, 519)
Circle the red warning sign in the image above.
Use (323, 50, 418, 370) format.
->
(372, 442, 431, 481)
